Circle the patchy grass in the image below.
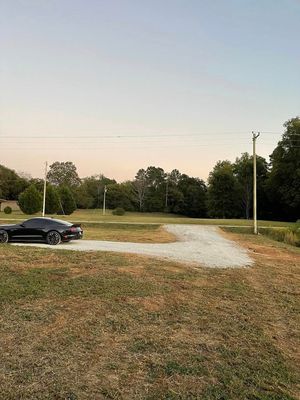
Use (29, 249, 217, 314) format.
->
(0, 233, 299, 399)
(81, 223, 176, 243)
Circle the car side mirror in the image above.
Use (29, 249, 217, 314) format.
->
(20, 223, 25, 227)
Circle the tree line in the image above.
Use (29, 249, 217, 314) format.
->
(0, 117, 299, 220)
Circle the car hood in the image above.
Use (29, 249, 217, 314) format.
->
(0, 224, 17, 229)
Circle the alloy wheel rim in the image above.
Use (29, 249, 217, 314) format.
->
(0, 231, 8, 244)
(48, 232, 60, 245)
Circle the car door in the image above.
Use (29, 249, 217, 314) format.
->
(11, 219, 44, 242)
(9, 222, 29, 241)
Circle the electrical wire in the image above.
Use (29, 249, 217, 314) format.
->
(0, 131, 296, 140)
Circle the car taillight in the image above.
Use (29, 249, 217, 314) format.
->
(70, 227, 78, 232)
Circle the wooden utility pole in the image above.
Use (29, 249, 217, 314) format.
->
(252, 132, 260, 234)
(103, 185, 107, 216)
(42, 161, 48, 217)
(165, 176, 169, 209)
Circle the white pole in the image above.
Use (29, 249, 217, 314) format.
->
(42, 161, 48, 217)
(252, 132, 260, 234)
(165, 175, 169, 209)
(103, 185, 107, 216)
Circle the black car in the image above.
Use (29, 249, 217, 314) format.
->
(0, 218, 83, 245)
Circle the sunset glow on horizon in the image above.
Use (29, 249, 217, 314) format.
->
(1, 0, 299, 181)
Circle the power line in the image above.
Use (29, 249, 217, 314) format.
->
(2, 138, 299, 146)
(1, 131, 299, 152)
(0, 131, 291, 139)
(1, 137, 297, 143)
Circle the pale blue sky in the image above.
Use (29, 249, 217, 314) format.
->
(1, 0, 299, 180)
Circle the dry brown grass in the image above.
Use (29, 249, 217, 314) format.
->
(83, 223, 176, 243)
(0, 232, 299, 399)
(222, 229, 300, 368)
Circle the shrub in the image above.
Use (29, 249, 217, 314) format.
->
(288, 225, 300, 246)
(261, 228, 286, 243)
(3, 206, 12, 214)
(45, 185, 60, 214)
(58, 186, 77, 215)
(284, 231, 299, 247)
(260, 227, 300, 247)
(18, 185, 42, 215)
(112, 207, 125, 216)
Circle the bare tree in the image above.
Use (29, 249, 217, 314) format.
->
(132, 169, 147, 211)
(17, 171, 32, 180)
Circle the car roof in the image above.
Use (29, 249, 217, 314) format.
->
(24, 217, 52, 222)
(25, 217, 71, 225)
(28, 217, 51, 221)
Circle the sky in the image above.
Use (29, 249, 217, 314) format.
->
(1, 0, 300, 182)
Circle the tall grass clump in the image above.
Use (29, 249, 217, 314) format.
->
(261, 225, 300, 247)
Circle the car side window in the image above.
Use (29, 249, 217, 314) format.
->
(47, 220, 60, 227)
(23, 219, 43, 228)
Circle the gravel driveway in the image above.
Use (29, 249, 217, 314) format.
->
(13, 225, 252, 268)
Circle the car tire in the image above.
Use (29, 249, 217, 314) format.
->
(0, 230, 9, 244)
(46, 231, 62, 246)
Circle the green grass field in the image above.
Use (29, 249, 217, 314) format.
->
(0, 232, 299, 399)
(0, 209, 296, 228)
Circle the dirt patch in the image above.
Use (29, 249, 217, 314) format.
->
(117, 264, 146, 276)
(125, 295, 166, 312)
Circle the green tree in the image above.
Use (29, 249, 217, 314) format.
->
(28, 178, 44, 192)
(177, 175, 207, 217)
(59, 186, 77, 215)
(47, 161, 81, 187)
(165, 169, 184, 213)
(74, 185, 94, 209)
(18, 185, 42, 215)
(45, 185, 60, 214)
(169, 169, 181, 185)
(144, 166, 166, 212)
(267, 117, 300, 221)
(207, 161, 240, 218)
(0, 165, 29, 200)
(132, 167, 207, 216)
(166, 185, 184, 213)
(106, 182, 135, 211)
(77, 175, 116, 208)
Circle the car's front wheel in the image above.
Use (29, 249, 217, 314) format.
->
(46, 231, 61, 246)
(0, 230, 9, 244)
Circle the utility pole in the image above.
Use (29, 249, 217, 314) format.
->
(165, 175, 169, 209)
(252, 132, 260, 234)
(42, 161, 48, 217)
(97, 185, 101, 208)
(103, 185, 107, 216)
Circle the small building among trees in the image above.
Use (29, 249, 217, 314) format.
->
(0, 199, 6, 212)
(0, 199, 20, 212)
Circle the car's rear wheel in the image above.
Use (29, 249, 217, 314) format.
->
(46, 231, 61, 245)
(0, 230, 9, 244)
